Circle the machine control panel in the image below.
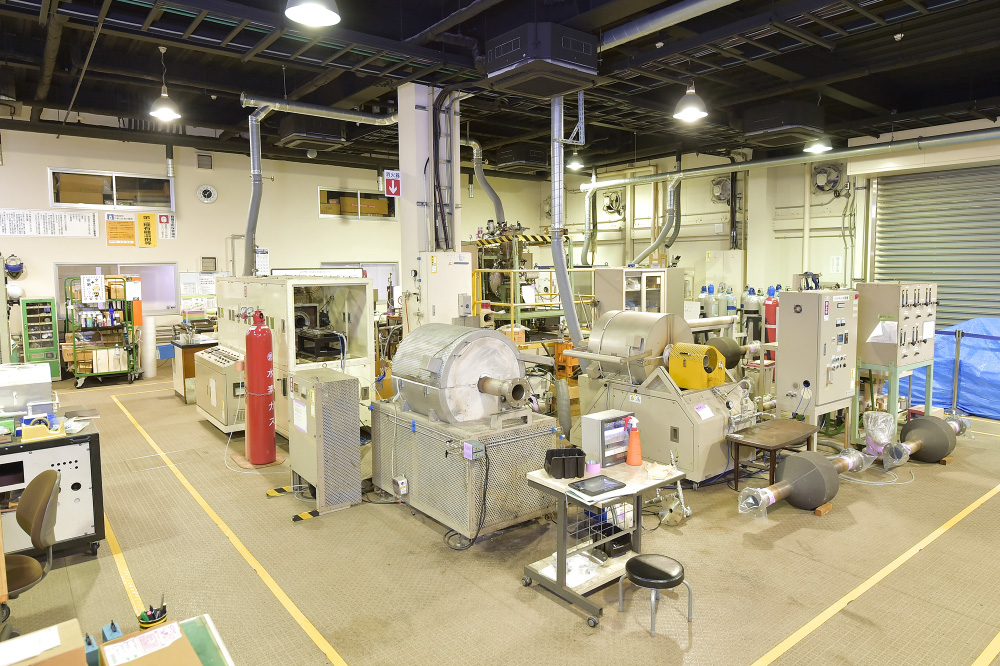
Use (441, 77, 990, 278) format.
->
(856, 282, 937, 366)
(776, 290, 859, 416)
(581, 409, 633, 467)
(194, 346, 244, 368)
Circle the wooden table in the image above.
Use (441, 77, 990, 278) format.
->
(727, 420, 821, 491)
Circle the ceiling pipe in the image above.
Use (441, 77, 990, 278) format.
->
(240, 93, 399, 125)
(32, 14, 68, 122)
(599, 0, 742, 52)
(460, 139, 505, 225)
(579, 125, 1000, 264)
(405, 0, 508, 45)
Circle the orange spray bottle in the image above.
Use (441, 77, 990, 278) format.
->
(626, 415, 643, 466)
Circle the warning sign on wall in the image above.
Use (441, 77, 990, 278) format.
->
(138, 213, 158, 248)
(106, 213, 136, 246)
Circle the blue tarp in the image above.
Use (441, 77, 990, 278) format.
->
(901, 318, 1000, 420)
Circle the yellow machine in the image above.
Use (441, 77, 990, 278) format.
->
(668, 343, 725, 390)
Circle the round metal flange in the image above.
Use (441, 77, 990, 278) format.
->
(777, 451, 839, 510)
(900, 416, 957, 462)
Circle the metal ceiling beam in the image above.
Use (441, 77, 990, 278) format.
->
(840, 0, 888, 26)
(241, 28, 286, 63)
(181, 10, 209, 40)
(899, 0, 930, 15)
(801, 11, 848, 36)
(771, 20, 835, 51)
(563, 0, 672, 31)
(289, 35, 323, 60)
(141, 2, 163, 31)
(827, 97, 1000, 133)
(220, 19, 249, 47)
(405, 0, 507, 45)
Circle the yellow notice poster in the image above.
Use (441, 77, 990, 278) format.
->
(106, 213, 136, 246)
(138, 213, 157, 248)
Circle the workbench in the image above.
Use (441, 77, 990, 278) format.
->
(524, 463, 685, 626)
(172, 337, 218, 403)
(727, 419, 820, 490)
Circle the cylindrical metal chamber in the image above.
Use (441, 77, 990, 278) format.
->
(391, 324, 526, 423)
(587, 311, 692, 381)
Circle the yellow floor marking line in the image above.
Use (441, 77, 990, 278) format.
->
(111, 393, 349, 666)
(69, 380, 172, 393)
(103, 514, 145, 616)
(971, 629, 1000, 666)
(752, 481, 1000, 666)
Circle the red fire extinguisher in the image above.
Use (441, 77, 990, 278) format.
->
(245, 310, 276, 465)
(763, 286, 779, 361)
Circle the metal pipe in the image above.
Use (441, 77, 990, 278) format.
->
(62, 0, 112, 125)
(581, 172, 596, 265)
(240, 93, 398, 126)
(244, 106, 271, 276)
(802, 163, 812, 272)
(32, 15, 67, 122)
(405, 0, 508, 45)
(599, 0, 741, 51)
(477, 376, 530, 407)
(165, 144, 174, 177)
(951, 330, 963, 413)
(687, 315, 738, 329)
(580, 126, 1000, 195)
(461, 139, 505, 225)
(634, 178, 679, 264)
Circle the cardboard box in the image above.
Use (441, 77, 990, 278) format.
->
(59, 190, 106, 205)
(4, 618, 86, 665)
(60, 343, 95, 363)
(340, 196, 390, 216)
(320, 202, 342, 215)
(499, 324, 527, 345)
(100, 622, 201, 666)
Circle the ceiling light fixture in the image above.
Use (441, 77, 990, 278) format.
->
(673, 84, 708, 123)
(567, 151, 584, 170)
(803, 137, 833, 154)
(285, 0, 342, 27)
(149, 46, 181, 122)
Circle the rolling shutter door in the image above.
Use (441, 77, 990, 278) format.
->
(874, 164, 1000, 327)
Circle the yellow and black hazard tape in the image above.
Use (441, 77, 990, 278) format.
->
(292, 510, 321, 522)
(475, 234, 552, 246)
(266, 485, 293, 497)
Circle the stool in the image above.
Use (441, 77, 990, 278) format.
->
(618, 554, 692, 637)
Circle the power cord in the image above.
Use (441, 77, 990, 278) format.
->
(444, 445, 491, 550)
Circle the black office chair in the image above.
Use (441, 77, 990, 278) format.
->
(1, 470, 60, 641)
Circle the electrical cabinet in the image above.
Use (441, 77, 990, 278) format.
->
(209, 276, 374, 435)
(581, 409, 632, 468)
(416, 251, 473, 323)
(594, 267, 684, 317)
(194, 346, 245, 433)
(856, 282, 937, 367)
(775, 290, 859, 418)
(21, 298, 59, 378)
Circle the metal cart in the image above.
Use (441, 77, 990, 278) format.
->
(63, 277, 140, 388)
(523, 464, 685, 627)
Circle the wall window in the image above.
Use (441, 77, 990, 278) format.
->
(55, 263, 179, 316)
(50, 169, 175, 211)
(318, 187, 396, 220)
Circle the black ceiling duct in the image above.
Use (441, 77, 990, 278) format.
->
(485, 23, 602, 99)
(742, 101, 825, 148)
(276, 115, 347, 152)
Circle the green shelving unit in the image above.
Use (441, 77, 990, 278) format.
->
(21, 298, 60, 378)
(63, 276, 139, 388)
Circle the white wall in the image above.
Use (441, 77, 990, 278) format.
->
(0, 129, 545, 333)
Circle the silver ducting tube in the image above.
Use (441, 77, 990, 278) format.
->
(244, 105, 271, 276)
(461, 139, 505, 225)
(240, 93, 398, 125)
(633, 177, 679, 264)
(581, 186, 596, 265)
(599, 0, 741, 51)
(550, 96, 586, 360)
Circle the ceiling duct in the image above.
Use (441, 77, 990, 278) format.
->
(0, 71, 21, 116)
(276, 115, 347, 151)
(494, 143, 549, 174)
(742, 101, 825, 148)
(485, 23, 601, 99)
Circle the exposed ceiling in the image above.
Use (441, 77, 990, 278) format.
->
(0, 0, 998, 174)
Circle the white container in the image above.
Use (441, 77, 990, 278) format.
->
(0, 363, 54, 416)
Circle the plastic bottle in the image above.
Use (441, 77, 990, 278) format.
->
(706, 284, 719, 317)
(698, 285, 709, 317)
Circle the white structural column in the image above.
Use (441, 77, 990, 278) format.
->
(396, 83, 464, 335)
(745, 168, 778, 288)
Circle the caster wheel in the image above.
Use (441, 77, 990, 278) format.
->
(128, 374, 134, 384)
(75, 378, 86, 389)
(692, 482, 700, 490)
(89, 542, 100, 556)
(1, 602, 9, 623)
(587, 616, 599, 628)
(522, 577, 532, 587)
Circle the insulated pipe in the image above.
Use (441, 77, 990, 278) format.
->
(687, 315, 738, 329)
(599, 0, 741, 51)
(461, 139, 505, 225)
(738, 449, 872, 514)
(244, 105, 271, 276)
(240, 93, 399, 125)
(478, 376, 530, 407)
(633, 178, 679, 264)
(32, 15, 67, 122)
(551, 96, 586, 360)
(802, 163, 812, 272)
(405, 0, 508, 45)
(580, 173, 596, 265)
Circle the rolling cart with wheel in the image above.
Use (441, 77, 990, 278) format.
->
(523, 464, 685, 626)
(63, 277, 141, 388)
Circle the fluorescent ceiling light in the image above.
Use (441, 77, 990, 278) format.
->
(804, 137, 833, 153)
(285, 0, 342, 27)
(567, 151, 584, 170)
(673, 85, 708, 122)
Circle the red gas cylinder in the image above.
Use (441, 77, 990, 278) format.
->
(245, 310, 276, 465)
(763, 286, 779, 361)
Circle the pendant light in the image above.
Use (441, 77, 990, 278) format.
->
(673, 84, 708, 123)
(567, 151, 584, 170)
(149, 46, 181, 122)
(285, 0, 342, 27)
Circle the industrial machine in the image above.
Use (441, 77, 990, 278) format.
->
(288, 368, 362, 514)
(594, 267, 684, 317)
(857, 282, 937, 366)
(371, 323, 557, 542)
(193, 347, 245, 433)
(581, 410, 632, 468)
(202, 276, 375, 435)
(415, 251, 473, 325)
(774, 290, 859, 422)
(569, 310, 757, 483)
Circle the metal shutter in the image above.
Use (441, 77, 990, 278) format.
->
(874, 164, 1000, 326)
